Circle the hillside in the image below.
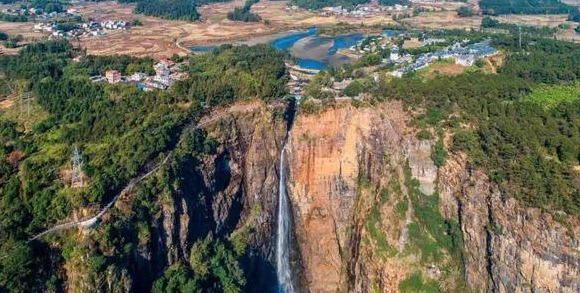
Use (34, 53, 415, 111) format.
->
(0, 31, 579, 292)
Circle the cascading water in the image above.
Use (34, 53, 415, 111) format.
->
(277, 145, 296, 293)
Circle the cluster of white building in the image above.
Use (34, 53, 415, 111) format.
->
(34, 19, 130, 39)
(316, 3, 409, 18)
(391, 40, 497, 77)
(94, 59, 188, 91)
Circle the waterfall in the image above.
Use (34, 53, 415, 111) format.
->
(277, 146, 296, 293)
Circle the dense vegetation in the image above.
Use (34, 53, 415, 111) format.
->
(479, 0, 577, 15)
(0, 12, 28, 22)
(369, 35, 580, 214)
(131, 0, 229, 21)
(0, 40, 287, 292)
(227, 0, 261, 22)
(457, 6, 474, 17)
(290, 0, 370, 10)
(481, 16, 558, 37)
(134, 0, 201, 21)
(379, 0, 410, 6)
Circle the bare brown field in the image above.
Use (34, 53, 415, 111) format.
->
(413, 1, 466, 11)
(402, 37, 422, 49)
(0, 45, 21, 55)
(253, 1, 396, 26)
(403, 11, 482, 29)
(482, 51, 505, 74)
(419, 60, 466, 78)
(557, 28, 580, 42)
(491, 14, 570, 28)
(0, 99, 14, 109)
(250, 0, 312, 25)
(75, 1, 279, 58)
(0, 21, 46, 55)
(0, 21, 45, 39)
(75, 0, 400, 58)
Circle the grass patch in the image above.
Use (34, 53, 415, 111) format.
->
(416, 59, 467, 79)
(395, 201, 408, 218)
(525, 84, 580, 110)
(404, 162, 464, 265)
(399, 272, 440, 293)
(365, 205, 397, 259)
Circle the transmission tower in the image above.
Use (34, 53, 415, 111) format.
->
(19, 92, 31, 120)
(71, 147, 84, 188)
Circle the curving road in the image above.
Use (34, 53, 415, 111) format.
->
(28, 154, 172, 242)
(27, 102, 265, 242)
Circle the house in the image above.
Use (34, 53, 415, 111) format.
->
(130, 72, 148, 82)
(390, 45, 400, 62)
(105, 70, 121, 83)
(154, 74, 171, 86)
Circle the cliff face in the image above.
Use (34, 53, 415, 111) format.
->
(62, 101, 288, 292)
(63, 100, 580, 293)
(285, 101, 444, 292)
(153, 101, 288, 290)
(285, 101, 580, 293)
(439, 155, 580, 293)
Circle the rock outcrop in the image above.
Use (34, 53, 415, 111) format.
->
(285, 101, 580, 293)
(439, 154, 580, 293)
(64, 100, 580, 293)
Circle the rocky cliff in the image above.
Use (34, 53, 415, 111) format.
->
(61, 101, 288, 292)
(284, 101, 580, 293)
(439, 154, 580, 293)
(61, 99, 580, 293)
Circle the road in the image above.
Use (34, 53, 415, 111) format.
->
(28, 101, 265, 242)
(28, 154, 172, 242)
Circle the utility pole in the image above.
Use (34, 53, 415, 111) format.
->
(71, 147, 84, 188)
(518, 26, 522, 52)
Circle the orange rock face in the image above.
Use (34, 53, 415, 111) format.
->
(285, 101, 418, 292)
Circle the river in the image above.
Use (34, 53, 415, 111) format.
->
(190, 27, 363, 70)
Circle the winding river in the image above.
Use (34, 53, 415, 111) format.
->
(191, 27, 363, 70)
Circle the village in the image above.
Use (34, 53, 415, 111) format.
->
(389, 39, 497, 77)
(345, 30, 496, 76)
(286, 30, 497, 99)
(2, 6, 132, 39)
(90, 59, 189, 91)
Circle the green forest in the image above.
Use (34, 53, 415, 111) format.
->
(118, 0, 229, 21)
(368, 35, 580, 214)
(0, 41, 287, 292)
(289, 0, 370, 10)
(227, 0, 261, 22)
(479, 0, 577, 15)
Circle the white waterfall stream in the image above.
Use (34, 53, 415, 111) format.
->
(277, 146, 296, 293)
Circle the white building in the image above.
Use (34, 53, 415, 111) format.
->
(130, 72, 148, 82)
(390, 45, 400, 62)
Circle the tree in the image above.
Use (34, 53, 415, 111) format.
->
(457, 6, 474, 17)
